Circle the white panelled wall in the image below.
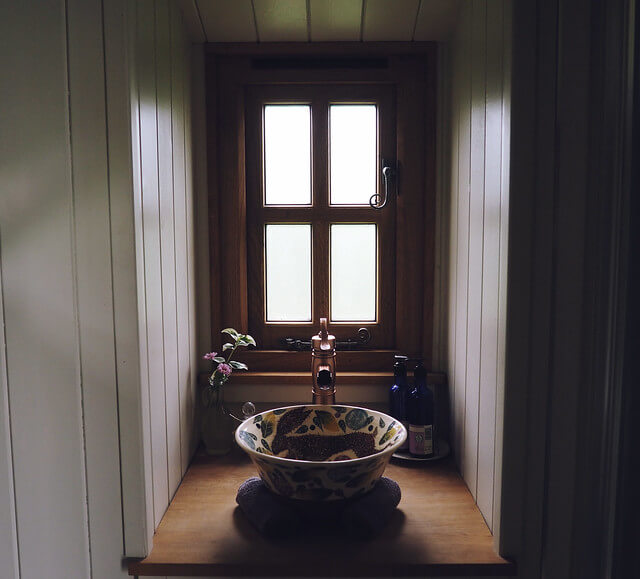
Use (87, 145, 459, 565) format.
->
(0, 0, 197, 577)
(130, 0, 198, 532)
(444, 0, 511, 534)
(1, 0, 514, 576)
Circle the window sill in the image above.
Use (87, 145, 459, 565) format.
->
(128, 450, 515, 577)
(199, 371, 446, 387)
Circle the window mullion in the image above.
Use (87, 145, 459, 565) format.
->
(313, 220, 329, 325)
(312, 98, 329, 322)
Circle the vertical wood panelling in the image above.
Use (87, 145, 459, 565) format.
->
(66, 0, 128, 575)
(0, 0, 196, 569)
(132, 0, 198, 528)
(432, 44, 450, 371)
(446, 0, 510, 530)
(493, 0, 512, 544)
(184, 31, 199, 462)
(137, 0, 170, 526)
(0, 2, 91, 576)
(106, 0, 156, 558)
(0, 248, 19, 579)
(464, 0, 487, 500)
(123, 0, 155, 552)
(476, 0, 503, 528)
(192, 44, 212, 377)
(171, 2, 194, 478)
(453, 0, 472, 477)
(156, 0, 183, 499)
(447, 34, 460, 457)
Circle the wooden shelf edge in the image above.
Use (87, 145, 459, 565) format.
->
(198, 371, 447, 386)
(129, 560, 516, 577)
(127, 454, 513, 578)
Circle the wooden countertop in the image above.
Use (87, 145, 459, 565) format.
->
(129, 450, 515, 577)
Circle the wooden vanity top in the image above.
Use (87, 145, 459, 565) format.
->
(129, 450, 515, 577)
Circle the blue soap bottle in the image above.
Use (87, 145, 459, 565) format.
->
(408, 360, 434, 458)
(389, 355, 409, 452)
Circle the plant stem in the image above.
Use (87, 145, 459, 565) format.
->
(226, 343, 239, 364)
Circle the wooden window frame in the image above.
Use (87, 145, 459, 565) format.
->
(206, 43, 437, 373)
(246, 84, 396, 348)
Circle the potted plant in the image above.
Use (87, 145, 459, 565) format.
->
(201, 328, 255, 455)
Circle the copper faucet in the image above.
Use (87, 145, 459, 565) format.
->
(311, 318, 336, 404)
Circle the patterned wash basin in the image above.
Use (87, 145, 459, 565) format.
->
(235, 405, 407, 501)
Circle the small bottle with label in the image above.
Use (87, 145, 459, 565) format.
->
(389, 355, 409, 452)
(408, 361, 434, 458)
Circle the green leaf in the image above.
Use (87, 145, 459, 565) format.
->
(213, 356, 225, 363)
(221, 327, 239, 339)
(236, 334, 256, 347)
(222, 342, 234, 351)
(229, 361, 248, 370)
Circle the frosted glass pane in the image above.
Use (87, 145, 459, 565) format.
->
(330, 105, 377, 205)
(331, 224, 377, 321)
(264, 105, 311, 205)
(266, 225, 312, 321)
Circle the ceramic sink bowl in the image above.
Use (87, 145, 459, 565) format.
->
(235, 404, 407, 501)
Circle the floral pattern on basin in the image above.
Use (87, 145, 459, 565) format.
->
(235, 405, 407, 501)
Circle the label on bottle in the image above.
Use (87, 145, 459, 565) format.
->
(400, 421, 410, 451)
(409, 424, 433, 456)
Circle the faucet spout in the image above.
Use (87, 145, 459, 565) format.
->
(311, 318, 336, 404)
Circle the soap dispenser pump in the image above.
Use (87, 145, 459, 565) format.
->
(311, 318, 336, 404)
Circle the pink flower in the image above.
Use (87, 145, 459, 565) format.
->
(217, 363, 232, 376)
(203, 352, 218, 360)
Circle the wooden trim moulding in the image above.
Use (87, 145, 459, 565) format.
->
(197, 370, 446, 387)
(204, 41, 438, 56)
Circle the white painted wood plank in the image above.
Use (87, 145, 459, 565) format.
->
(0, 242, 19, 579)
(171, 1, 195, 477)
(414, 0, 461, 41)
(178, 0, 207, 42)
(0, 2, 91, 576)
(253, 0, 308, 42)
(197, 0, 256, 42)
(156, 0, 183, 499)
(431, 44, 446, 370)
(309, 0, 362, 41)
(452, 0, 472, 476)
(191, 43, 212, 378)
(66, 0, 129, 575)
(104, 0, 155, 556)
(362, 0, 420, 41)
(476, 0, 503, 530)
(493, 0, 512, 547)
(463, 0, 487, 501)
(137, 0, 171, 527)
(446, 34, 460, 450)
(184, 35, 200, 460)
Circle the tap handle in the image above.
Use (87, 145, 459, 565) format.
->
(312, 318, 335, 352)
(319, 317, 329, 349)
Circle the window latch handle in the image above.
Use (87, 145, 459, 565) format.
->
(369, 159, 397, 210)
(282, 327, 371, 351)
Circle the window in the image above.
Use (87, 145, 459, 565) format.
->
(207, 47, 436, 373)
(245, 84, 396, 350)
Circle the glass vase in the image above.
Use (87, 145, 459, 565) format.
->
(201, 385, 234, 455)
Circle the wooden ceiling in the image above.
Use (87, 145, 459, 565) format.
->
(179, 0, 461, 43)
